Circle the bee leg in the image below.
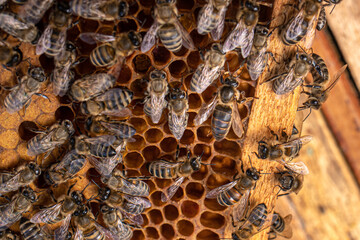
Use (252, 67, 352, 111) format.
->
(22, 98, 32, 116)
(175, 144, 180, 162)
(239, 158, 245, 174)
(69, 19, 80, 29)
(277, 192, 290, 198)
(267, 127, 279, 140)
(230, 214, 236, 227)
(253, 151, 261, 159)
(34, 93, 51, 102)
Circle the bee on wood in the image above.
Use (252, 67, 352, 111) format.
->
(148, 145, 208, 202)
(79, 31, 142, 68)
(141, 0, 195, 53)
(190, 43, 226, 94)
(80, 88, 133, 116)
(194, 76, 253, 141)
(263, 52, 313, 95)
(36, 1, 74, 57)
(275, 170, 304, 196)
(70, 0, 129, 21)
(18, 0, 54, 25)
(74, 135, 119, 159)
(0, 187, 37, 229)
(268, 213, 293, 239)
(0, 229, 20, 240)
(167, 87, 189, 140)
(44, 150, 86, 186)
(316, 6, 326, 31)
(69, 73, 116, 102)
(4, 66, 47, 114)
(0, 12, 40, 44)
(197, 0, 231, 40)
(246, 25, 273, 81)
(0, 162, 41, 193)
(20, 217, 50, 240)
(0, 40, 22, 69)
(143, 69, 169, 124)
(27, 120, 75, 158)
(280, 0, 322, 49)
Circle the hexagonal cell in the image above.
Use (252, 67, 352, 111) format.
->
(39, 54, 54, 75)
(148, 209, 163, 224)
(211, 156, 237, 176)
(214, 139, 241, 157)
(200, 211, 225, 229)
(55, 106, 74, 121)
(129, 118, 147, 134)
(204, 198, 227, 211)
(181, 200, 199, 218)
(193, 144, 211, 161)
(75, 58, 96, 75)
(190, 29, 209, 48)
(144, 128, 163, 143)
(185, 182, 204, 200)
(169, 60, 187, 78)
(188, 93, 201, 109)
(124, 152, 144, 169)
(150, 191, 166, 207)
(139, 0, 155, 8)
(180, 129, 194, 145)
(132, 230, 145, 240)
(133, 54, 152, 74)
(177, 220, 194, 237)
(196, 230, 220, 240)
(225, 52, 241, 72)
(206, 174, 230, 189)
(117, 19, 138, 33)
(146, 227, 159, 239)
(201, 85, 218, 103)
(160, 137, 177, 153)
(78, 19, 99, 33)
(130, 78, 148, 97)
(145, 179, 156, 194)
(187, 51, 201, 70)
(160, 224, 175, 240)
(142, 213, 149, 226)
(176, 0, 194, 10)
(127, 134, 145, 151)
(152, 46, 171, 66)
(118, 64, 132, 84)
(142, 146, 160, 162)
(154, 178, 172, 189)
(197, 126, 213, 143)
(18, 121, 39, 141)
(191, 164, 208, 180)
(164, 204, 179, 221)
(172, 46, 188, 57)
(136, 10, 153, 29)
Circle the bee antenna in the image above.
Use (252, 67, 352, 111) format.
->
(248, 155, 254, 168)
(200, 163, 216, 166)
(86, 195, 97, 203)
(91, 179, 101, 189)
(67, 183, 76, 195)
(302, 108, 312, 122)
(296, 44, 307, 54)
(330, 4, 336, 14)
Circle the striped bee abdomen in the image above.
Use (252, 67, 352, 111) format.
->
(90, 44, 116, 67)
(217, 188, 242, 206)
(212, 105, 232, 141)
(44, 29, 65, 57)
(20, 218, 46, 240)
(158, 24, 182, 52)
(90, 142, 116, 158)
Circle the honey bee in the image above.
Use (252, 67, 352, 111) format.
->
(0, 41, 22, 69)
(0, 229, 20, 240)
(79, 31, 142, 68)
(20, 217, 50, 240)
(141, 0, 195, 53)
(80, 88, 133, 116)
(0, 0, 6, 10)
(316, 5, 326, 31)
(275, 170, 304, 196)
(268, 213, 293, 239)
(280, 0, 322, 49)
(167, 87, 189, 140)
(74, 135, 118, 159)
(85, 115, 136, 139)
(18, 0, 54, 25)
(147, 145, 206, 202)
(0, 162, 41, 193)
(30, 185, 85, 240)
(36, 1, 74, 57)
(197, 0, 231, 40)
(4, 66, 47, 114)
(0, 187, 37, 229)
(27, 120, 75, 158)
(263, 52, 313, 95)
(190, 43, 225, 93)
(100, 204, 134, 240)
(44, 150, 86, 186)
(143, 69, 169, 124)
(70, 0, 129, 21)
(231, 203, 270, 240)
(0, 12, 40, 44)
(246, 25, 272, 81)
(194, 76, 252, 141)
(69, 72, 116, 102)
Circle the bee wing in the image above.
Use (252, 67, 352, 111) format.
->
(161, 176, 185, 202)
(197, 1, 214, 34)
(124, 195, 152, 208)
(231, 100, 244, 138)
(85, 135, 117, 146)
(120, 210, 144, 226)
(303, 15, 317, 49)
(79, 32, 116, 44)
(94, 222, 114, 240)
(211, 7, 227, 41)
(279, 214, 293, 238)
(240, 26, 255, 58)
(54, 214, 71, 240)
(175, 20, 195, 50)
(147, 90, 168, 124)
(232, 190, 250, 222)
(205, 180, 238, 199)
(194, 64, 221, 93)
(223, 20, 248, 52)
(279, 135, 313, 148)
(52, 65, 73, 97)
(0, 173, 21, 193)
(0, 13, 32, 30)
(247, 46, 267, 81)
(30, 203, 62, 224)
(141, 20, 159, 53)
(74, 228, 83, 240)
(168, 108, 188, 140)
(279, 160, 309, 175)
(88, 154, 120, 179)
(18, 0, 53, 24)
(323, 64, 348, 93)
(54, 150, 82, 171)
(36, 26, 53, 55)
(194, 95, 218, 126)
(284, 10, 305, 42)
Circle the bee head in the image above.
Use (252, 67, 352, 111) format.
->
(100, 204, 114, 213)
(71, 191, 84, 205)
(28, 67, 46, 82)
(190, 157, 201, 171)
(245, 0, 259, 12)
(28, 162, 41, 176)
(169, 88, 186, 100)
(303, 97, 321, 110)
(246, 168, 260, 181)
(279, 173, 294, 191)
(304, 0, 321, 15)
(257, 141, 269, 159)
(128, 31, 142, 47)
(99, 187, 111, 201)
(21, 187, 37, 202)
(62, 119, 75, 136)
(57, 1, 71, 14)
(73, 205, 88, 216)
(118, 1, 129, 17)
(66, 42, 77, 52)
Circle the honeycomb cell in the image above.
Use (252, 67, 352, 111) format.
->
(172, 186, 184, 201)
(191, 164, 208, 180)
(75, 58, 96, 75)
(130, 78, 148, 97)
(204, 198, 227, 211)
(177, 220, 194, 236)
(160, 137, 177, 153)
(124, 152, 144, 168)
(0, 130, 19, 149)
(211, 156, 237, 176)
(136, 10, 153, 29)
(188, 93, 201, 109)
(150, 191, 166, 207)
(187, 51, 201, 70)
(148, 209, 163, 224)
(18, 121, 38, 141)
(214, 140, 241, 157)
(197, 126, 212, 143)
(176, 0, 194, 10)
(190, 29, 209, 48)
(172, 46, 188, 57)
(142, 146, 160, 162)
(180, 129, 194, 145)
(129, 118, 147, 134)
(206, 174, 230, 189)
(145, 128, 163, 143)
(146, 180, 156, 194)
(169, 60, 187, 78)
(196, 230, 220, 240)
(201, 85, 218, 103)
(78, 19, 99, 33)
(142, 213, 149, 226)
(0, 109, 21, 129)
(152, 46, 171, 66)
(118, 64, 132, 84)
(181, 200, 199, 218)
(36, 114, 56, 126)
(0, 150, 19, 168)
(186, 182, 204, 200)
(133, 54, 152, 74)
(23, 101, 42, 121)
(39, 54, 55, 74)
(117, 19, 138, 32)
(55, 106, 75, 121)
(225, 52, 241, 72)
(200, 211, 225, 229)
(164, 204, 179, 221)
(154, 178, 172, 189)
(193, 144, 211, 161)
(58, 95, 73, 105)
(160, 224, 175, 240)
(139, 0, 155, 8)
(146, 227, 159, 239)
(127, 134, 145, 151)
(132, 230, 145, 240)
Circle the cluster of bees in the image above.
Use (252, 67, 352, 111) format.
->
(0, 0, 347, 239)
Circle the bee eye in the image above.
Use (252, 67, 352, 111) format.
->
(161, 73, 166, 79)
(150, 73, 157, 79)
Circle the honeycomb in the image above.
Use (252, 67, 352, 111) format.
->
(0, 0, 278, 239)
